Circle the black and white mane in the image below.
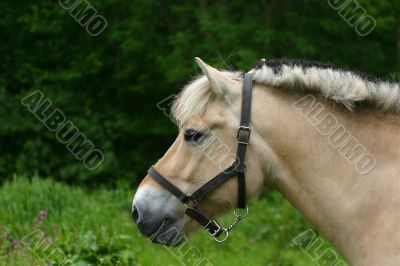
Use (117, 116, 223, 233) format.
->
(252, 59, 399, 113)
(172, 59, 400, 127)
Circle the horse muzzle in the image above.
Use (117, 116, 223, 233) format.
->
(132, 186, 186, 246)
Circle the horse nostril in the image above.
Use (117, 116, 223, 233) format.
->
(131, 206, 139, 224)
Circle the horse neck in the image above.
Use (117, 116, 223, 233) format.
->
(251, 85, 400, 263)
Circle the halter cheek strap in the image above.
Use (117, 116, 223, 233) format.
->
(147, 72, 254, 241)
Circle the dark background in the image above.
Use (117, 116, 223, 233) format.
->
(1, 0, 399, 187)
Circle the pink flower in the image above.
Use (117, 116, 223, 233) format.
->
(36, 210, 48, 221)
(12, 239, 19, 249)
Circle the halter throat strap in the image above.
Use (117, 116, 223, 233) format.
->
(147, 72, 254, 240)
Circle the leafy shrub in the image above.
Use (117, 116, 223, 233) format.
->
(0, 1, 398, 185)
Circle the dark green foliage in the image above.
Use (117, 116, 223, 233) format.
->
(0, 0, 399, 185)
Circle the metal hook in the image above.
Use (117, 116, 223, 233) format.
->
(213, 228, 229, 243)
(234, 206, 249, 218)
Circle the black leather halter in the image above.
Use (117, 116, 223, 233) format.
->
(147, 72, 254, 242)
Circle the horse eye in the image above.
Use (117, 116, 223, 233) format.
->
(184, 129, 207, 144)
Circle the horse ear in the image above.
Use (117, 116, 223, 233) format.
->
(194, 57, 239, 100)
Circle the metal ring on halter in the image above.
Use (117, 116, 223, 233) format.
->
(213, 228, 229, 243)
(230, 161, 246, 170)
(183, 194, 191, 208)
(234, 206, 249, 218)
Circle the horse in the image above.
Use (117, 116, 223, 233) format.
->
(132, 57, 400, 265)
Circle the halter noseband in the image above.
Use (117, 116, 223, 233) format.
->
(147, 72, 254, 242)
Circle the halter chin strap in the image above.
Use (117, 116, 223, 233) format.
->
(147, 72, 254, 241)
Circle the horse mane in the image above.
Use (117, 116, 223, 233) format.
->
(172, 59, 400, 127)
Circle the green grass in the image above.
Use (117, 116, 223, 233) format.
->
(0, 177, 343, 266)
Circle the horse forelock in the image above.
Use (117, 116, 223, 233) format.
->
(171, 71, 243, 128)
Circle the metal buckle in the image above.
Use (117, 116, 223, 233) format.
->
(205, 220, 222, 237)
(237, 126, 251, 145)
